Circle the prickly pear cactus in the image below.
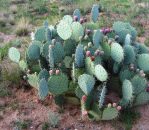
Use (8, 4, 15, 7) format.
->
(8, 4, 149, 122)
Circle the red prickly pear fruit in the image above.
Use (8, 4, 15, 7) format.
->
(91, 56, 95, 61)
(49, 70, 53, 75)
(146, 87, 149, 92)
(112, 103, 117, 107)
(86, 51, 91, 57)
(82, 95, 87, 102)
(55, 69, 60, 75)
(117, 106, 122, 111)
(82, 110, 88, 116)
(73, 16, 78, 21)
(80, 18, 84, 24)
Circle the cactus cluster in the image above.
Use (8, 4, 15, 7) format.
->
(8, 4, 149, 121)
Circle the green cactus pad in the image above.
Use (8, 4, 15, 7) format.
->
(63, 15, 73, 25)
(93, 29, 103, 48)
(71, 22, 84, 42)
(111, 42, 124, 63)
(122, 80, 133, 104)
(124, 45, 136, 64)
(53, 42, 65, 63)
(95, 64, 108, 82)
(124, 34, 132, 46)
(73, 9, 81, 20)
(138, 44, 149, 54)
(27, 43, 40, 60)
(78, 74, 95, 95)
(85, 57, 95, 75)
(113, 62, 120, 74)
(137, 54, 149, 72)
(63, 39, 76, 56)
(63, 56, 73, 68)
(38, 78, 49, 100)
(48, 73, 68, 95)
(99, 85, 107, 108)
(131, 75, 147, 95)
(88, 103, 102, 121)
(19, 60, 28, 71)
(57, 20, 72, 40)
(42, 41, 51, 59)
(34, 27, 46, 42)
(119, 68, 135, 82)
(38, 69, 49, 81)
(75, 87, 85, 99)
(91, 4, 99, 23)
(134, 92, 149, 106)
(101, 42, 111, 60)
(101, 107, 119, 120)
(8, 47, 20, 63)
(27, 73, 39, 89)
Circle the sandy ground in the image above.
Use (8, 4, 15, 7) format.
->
(0, 86, 149, 130)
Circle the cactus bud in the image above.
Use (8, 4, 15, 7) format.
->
(56, 69, 60, 75)
(84, 46, 88, 51)
(49, 70, 53, 75)
(73, 16, 78, 21)
(94, 50, 100, 56)
(82, 95, 87, 102)
(88, 42, 92, 47)
(27, 69, 30, 73)
(86, 51, 91, 57)
(141, 73, 145, 77)
(79, 36, 83, 41)
(117, 106, 122, 111)
(112, 103, 117, 107)
(107, 103, 112, 108)
(82, 110, 88, 116)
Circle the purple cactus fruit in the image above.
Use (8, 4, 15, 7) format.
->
(86, 51, 91, 57)
(146, 87, 149, 92)
(73, 16, 78, 21)
(112, 103, 117, 107)
(56, 69, 60, 75)
(117, 106, 122, 111)
(86, 29, 91, 35)
(105, 28, 111, 34)
(80, 18, 84, 24)
(49, 70, 53, 75)
(94, 50, 100, 56)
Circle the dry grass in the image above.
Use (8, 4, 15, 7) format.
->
(15, 17, 30, 36)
